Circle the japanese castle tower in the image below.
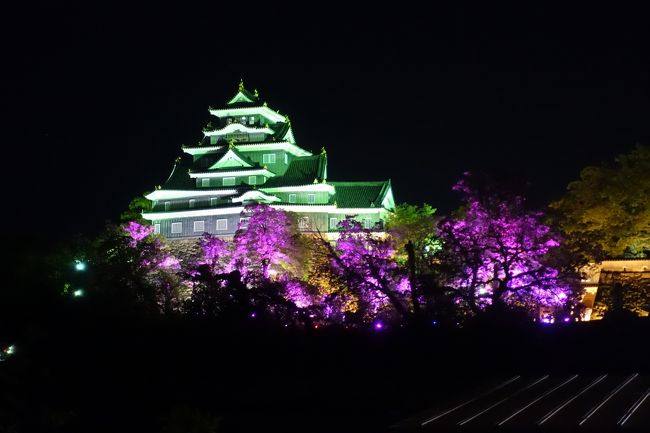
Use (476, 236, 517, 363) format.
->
(142, 81, 395, 239)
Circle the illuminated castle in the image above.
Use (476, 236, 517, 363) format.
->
(142, 81, 395, 238)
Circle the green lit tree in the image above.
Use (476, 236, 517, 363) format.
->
(550, 144, 650, 260)
(385, 203, 441, 315)
(120, 194, 152, 224)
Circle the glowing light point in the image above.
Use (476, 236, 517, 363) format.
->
(74, 260, 86, 271)
(432, 320, 438, 326)
(250, 312, 257, 318)
(6, 345, 15, 355)
(374, 322, 384, 330)
(73, 289, 84, 297)
(563, 317, 570, 323)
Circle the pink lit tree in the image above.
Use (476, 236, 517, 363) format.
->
(231, 204, 302, 283)
(121, 221, 188, 313)
(198, 233, 232, 275)
(438, 174, 577, 318)
(323, 218, 411, 323)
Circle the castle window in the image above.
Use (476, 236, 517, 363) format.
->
(223, 177, 236, 186)
(171, 222, 182, 234)
(329, 217, 337, 230)
(263, 154, 276, 164)
(307, 194, 316, 204)
(193, 220, 205, 232)
(248, 175, 257, 185)
(240, 116, 246, 124)
(363, 218, 372, 229)
(210, 197, 218, 206)
(226, 118, 232, 124)
(284, 153, 288, 164)
(154, 224, 161, 234)
(189, 199, 196, 208)
(216, 219, 228, 231)
(239, 217, 250, 228)
(210, 136, 217, 145)
(249, 116, 255, 125)
(164, 201, 171, 211)
(201, 178, 210, 187)
(288, 193, 297, 203)
(299, 216, 309, 230)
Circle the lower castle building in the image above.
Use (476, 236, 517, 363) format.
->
(580, 259, 650, 320)
(142, 81, 395, 239)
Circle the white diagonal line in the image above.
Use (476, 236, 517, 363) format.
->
(497, 374, 578, 426)
(536, 374, 607, 425)
(457, 375, 549, 426)
(420, 376, 520, 426)
(617, 386, 650, 427)
(578, 373, 638, 426)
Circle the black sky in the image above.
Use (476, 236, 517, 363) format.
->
(3, 4, 649, 240)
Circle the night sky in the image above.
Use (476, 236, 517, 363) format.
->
(3, 4, 649, 241)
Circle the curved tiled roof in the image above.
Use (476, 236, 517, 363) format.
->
(330, 181, 391, 208)
(263, 154, 327, 187)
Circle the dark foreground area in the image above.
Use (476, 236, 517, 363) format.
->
(1, 300, 648, 433)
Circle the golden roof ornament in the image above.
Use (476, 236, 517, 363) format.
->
(228, 139, 236, 149)
(263, 101, 268, 107)
(321, 147, 327, 155)
(238, 78, 245, 91)
(254, 88, 259, 97)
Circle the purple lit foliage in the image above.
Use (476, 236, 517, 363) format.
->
(232, 204, 301, 282)
(124, 221, 155, 247)
(122, 221, 188, 313)
(199, 233, 232, 275)
(329, 218, 411, 321)
(438, 175, 573, 316)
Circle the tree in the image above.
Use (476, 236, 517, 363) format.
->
(231, 204, 303, 283)
(198, 233, 232, 275)
(438, 174, 576, 318)
(385, 203, 441, 315)
(321, 218, 411, 323)
(120, 194, 152, 224)
(550, 144, 650, 260)
(82, 221, 188, 314)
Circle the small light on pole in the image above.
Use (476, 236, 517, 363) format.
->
(74, 260, 87, 271)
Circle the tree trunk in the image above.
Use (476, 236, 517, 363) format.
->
(405, 240, 421, 315)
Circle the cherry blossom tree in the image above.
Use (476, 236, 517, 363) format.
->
(198, 233, 232, 275)
(321, 218, 411, 323)
(438, 175, 577, 318)
(231, 204, 302, 283)
(121, 221, 188, 313)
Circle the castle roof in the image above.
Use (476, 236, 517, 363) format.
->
(330, 181, 393, 208)
(225, 79, 261, 106)
(263, 153, 327, 187)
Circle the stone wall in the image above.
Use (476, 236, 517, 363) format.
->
(581, 259, 650, 320)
